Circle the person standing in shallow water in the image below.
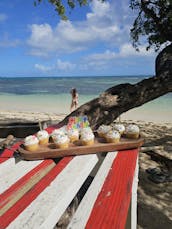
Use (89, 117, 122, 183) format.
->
(70, 88, 79, 112)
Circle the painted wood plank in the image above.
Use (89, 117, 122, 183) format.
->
(0, 159, 43, 194)
(131, 156, 139, 229)
(85, 149, 138, 229)
(6, 154, 98, 229)
(0, 158, 17, 173)
(67, 151, 118, 229)
(0, 160, 55, 216)
(0, 157, 72, 229)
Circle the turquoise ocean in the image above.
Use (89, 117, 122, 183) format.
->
(0, 76, 171, 122)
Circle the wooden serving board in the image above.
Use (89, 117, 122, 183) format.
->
(18, 136, 144, 161)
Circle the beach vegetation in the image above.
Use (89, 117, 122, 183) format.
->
(35, 0, 172, 128)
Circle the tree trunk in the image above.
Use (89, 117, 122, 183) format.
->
(59, 44, 172, 129)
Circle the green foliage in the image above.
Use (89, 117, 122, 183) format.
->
(34, 0, 90, 20)
(130, 0, 172, 51)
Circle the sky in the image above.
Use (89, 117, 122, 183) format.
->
(0, 0, 157, 77)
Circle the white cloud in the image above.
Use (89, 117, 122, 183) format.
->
(27, 0, 128, 57)
(56, 59, 76, 71)
(87, 0, 110, 18)
(28, 0, 156, 75)
(0, 13, 7, 22)
(35, 59, 76, 72)
(81, 44, 155, 71)
(86, 50, 116, 61)
(87, 44, 154, 61)
(35, 64, 53, 72)
(119, 43, 154, 57)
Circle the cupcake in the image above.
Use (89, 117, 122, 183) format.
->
(113, 124, 125, 135)
(80, 130, 95, 146)
(67, 128, 79, 142)
(105, 130, 120, 143)
(79, 127, 93, 135)
(125, 124, 140, 139)
(59, 125, 68, 134)
(24, 135, 39, 151)
(51, 128, 66, 142)
(97, 125, 112, 138)
(53, 133, 70, 149)
(36, 130, 49, 145)
(51, 128, 64, 137)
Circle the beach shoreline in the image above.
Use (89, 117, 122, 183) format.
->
(0, 109, 172, 125)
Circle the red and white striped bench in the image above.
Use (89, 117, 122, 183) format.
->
(0, 125, 139, 229)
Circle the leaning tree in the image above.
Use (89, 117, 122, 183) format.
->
(36, 0, 172, 129)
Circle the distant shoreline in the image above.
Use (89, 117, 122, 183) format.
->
(0, 76, 171, 124)
(0, 74, 153, 79)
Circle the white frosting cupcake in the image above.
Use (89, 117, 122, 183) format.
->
(67, 128, 79, 142)
(24, 135, 39, 145)
(97, 125, 112, 138)
(80, 127, 93, 135)
(24, 135, 39, 151)
(51, 128, 65, 137)
(105, 130, 120, 143)
(53, 133, 70, 149)
(80, 131, 95, 146)
(37, 130, 49, 145)
(113, 124, 125, 135)
(60, 125, 68, 134)
(125, 124, 140, 139)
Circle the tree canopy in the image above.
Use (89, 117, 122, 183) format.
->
(130, 0, 172, 51)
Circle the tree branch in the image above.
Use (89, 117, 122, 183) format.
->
(58, 45, 172, 130)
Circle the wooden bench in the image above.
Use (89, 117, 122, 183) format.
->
(0, 126, 139, 229)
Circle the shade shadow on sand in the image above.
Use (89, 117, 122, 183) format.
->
(138, 202, 172, 229)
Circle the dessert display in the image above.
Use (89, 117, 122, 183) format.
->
(105, 130, 120, 143)
(52, 133, 70, 149)
(112, 124, 125, 135)
(36, 130, 49, 145)
(125, 124, 140, 139)
(80, 129, 95, 146)
(24, 135, 39, 151)
(19, 116, 143, 160)
(97, 125, 112, 138)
